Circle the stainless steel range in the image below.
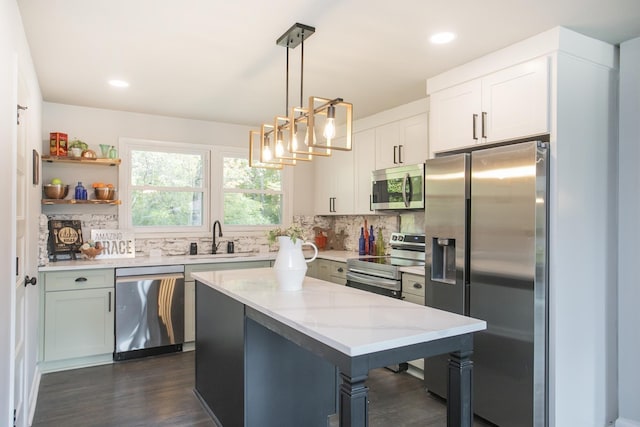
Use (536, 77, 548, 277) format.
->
(346, 232, 425, 299)
(346, 232, 425, 372)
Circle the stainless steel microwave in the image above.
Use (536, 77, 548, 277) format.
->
(371, 163, 425, 210)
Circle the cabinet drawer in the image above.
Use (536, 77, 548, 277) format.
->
(44, 269, 114, 292)
(330, 261, 346, 279)
(402, 273, 425, 298)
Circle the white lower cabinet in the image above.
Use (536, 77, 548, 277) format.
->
(184, 280, 196, 342)
(184, 260, 270, 342)
(43, 269, 115, 362)
(402, 272, 425, 371)
(307, 259, 346, 285)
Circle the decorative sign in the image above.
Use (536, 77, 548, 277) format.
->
(48, 220, 83, 261)
(91, 229, 136, 259)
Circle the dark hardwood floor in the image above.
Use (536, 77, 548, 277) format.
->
(33, 351, 492, 427)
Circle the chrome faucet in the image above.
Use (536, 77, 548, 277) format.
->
(212, 220, 223, 254)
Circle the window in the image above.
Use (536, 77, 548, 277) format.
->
(221, 155, 283, 226)
(119, 139, 290, 236)
(119, 138, 210, 234)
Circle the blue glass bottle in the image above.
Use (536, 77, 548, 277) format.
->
(358, 227, 366, 255)
(74, 182, 84, 200)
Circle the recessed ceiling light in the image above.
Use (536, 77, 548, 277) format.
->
(430, 32, 456, 44)
(108, 79, 129, 88)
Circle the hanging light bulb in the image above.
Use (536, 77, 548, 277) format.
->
(291, 124, 299, 151)
(263, 135, 273, 161)
(304, 125, 317, 147)
(275, 129, 285, 157)
(323, 105, 336, 141)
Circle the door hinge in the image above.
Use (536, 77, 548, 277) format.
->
(17, 104, 28, 125)
(13, 408, 16, 427)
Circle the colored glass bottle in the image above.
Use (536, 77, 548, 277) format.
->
(358, 227, 366, 255)
(74, 182, 86, 200)
(368, 225, 375, 255)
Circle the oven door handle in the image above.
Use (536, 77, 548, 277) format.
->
(346, 271, 400, 289)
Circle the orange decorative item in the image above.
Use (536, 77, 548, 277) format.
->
(314, 234, 327, 250)
(80, 241, 103, 259)
(49, 132, 68, 156)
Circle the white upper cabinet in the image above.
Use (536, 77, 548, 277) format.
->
(481, 57, 550, 143)
(353, 128, 376, 214)
(429, 80, 482, 156)
(428, 56, 549, 157)
(314, 137, 355, 215)
(375, 114, 428, 169)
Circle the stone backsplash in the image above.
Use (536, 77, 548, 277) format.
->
(39, 212, 423, 266)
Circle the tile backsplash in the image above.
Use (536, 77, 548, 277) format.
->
(39, 211, 424, 265)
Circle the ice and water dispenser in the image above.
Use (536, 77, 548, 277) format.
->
(431, 237, 456, 284)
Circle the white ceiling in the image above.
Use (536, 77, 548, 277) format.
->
(17, 0, 640, 127)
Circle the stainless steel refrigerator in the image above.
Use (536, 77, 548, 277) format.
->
(424, 141, 548, 427)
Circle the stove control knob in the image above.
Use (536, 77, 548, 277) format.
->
(398, 235, 404, 241)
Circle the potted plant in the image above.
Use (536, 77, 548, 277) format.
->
(267, 224, 305, 245)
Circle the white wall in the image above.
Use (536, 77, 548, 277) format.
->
(42, 102, 253, 151)
(1, 0, 43, 425)
(617, 37, 640, 427)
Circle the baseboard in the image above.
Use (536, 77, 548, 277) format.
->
(39, 353, 113, 374)
(27, 365, 41, 426)
(616, 418, 640, 427)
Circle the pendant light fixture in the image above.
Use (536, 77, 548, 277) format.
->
(250, 23, 353, 168)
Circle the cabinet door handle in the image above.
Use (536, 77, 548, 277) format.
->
(332, 198, 336, 212)
(472, 114, 478, 140)
(337, 267, 344, 273)
(393, 145, 398, 164)
(398, 145, 403, 163)
(481, 112, 487, 139)
(413, 283, 423, 289)
(24, 275, 37, 287)
(108, 291, 112, 312)
(75, 277, 88, 282)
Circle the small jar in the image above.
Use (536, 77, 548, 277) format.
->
(108, 146, 118, 159)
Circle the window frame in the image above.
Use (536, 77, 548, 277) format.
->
(118, 137, 211, 237)
(212, 146, 292, 234)
(119, 138, 292, 238)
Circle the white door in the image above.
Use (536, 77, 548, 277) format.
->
(13, 76, 28, 427)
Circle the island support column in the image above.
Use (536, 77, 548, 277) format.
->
(339, 373, 369, 427)
(447, 350, 474, 427)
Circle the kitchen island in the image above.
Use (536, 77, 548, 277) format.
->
(192, 268, 486, 427)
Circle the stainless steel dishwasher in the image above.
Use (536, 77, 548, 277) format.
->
(114, 265, 185, 361)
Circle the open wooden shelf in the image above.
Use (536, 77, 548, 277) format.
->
(42, 155, 121, 166)
(42, 199, 121, 205)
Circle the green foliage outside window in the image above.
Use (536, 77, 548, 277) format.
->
(222, 157, 282, 226)
(130, 149, 204, 227)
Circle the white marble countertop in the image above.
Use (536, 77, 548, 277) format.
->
(192, 267, 485, 357)
(38, 249, 360, 272)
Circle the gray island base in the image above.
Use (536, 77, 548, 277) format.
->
(192, 268, 485, 427)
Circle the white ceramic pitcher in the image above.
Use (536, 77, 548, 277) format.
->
(273, 236, 318, 291)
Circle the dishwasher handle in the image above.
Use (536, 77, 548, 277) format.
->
(116, 273, 184, 283)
